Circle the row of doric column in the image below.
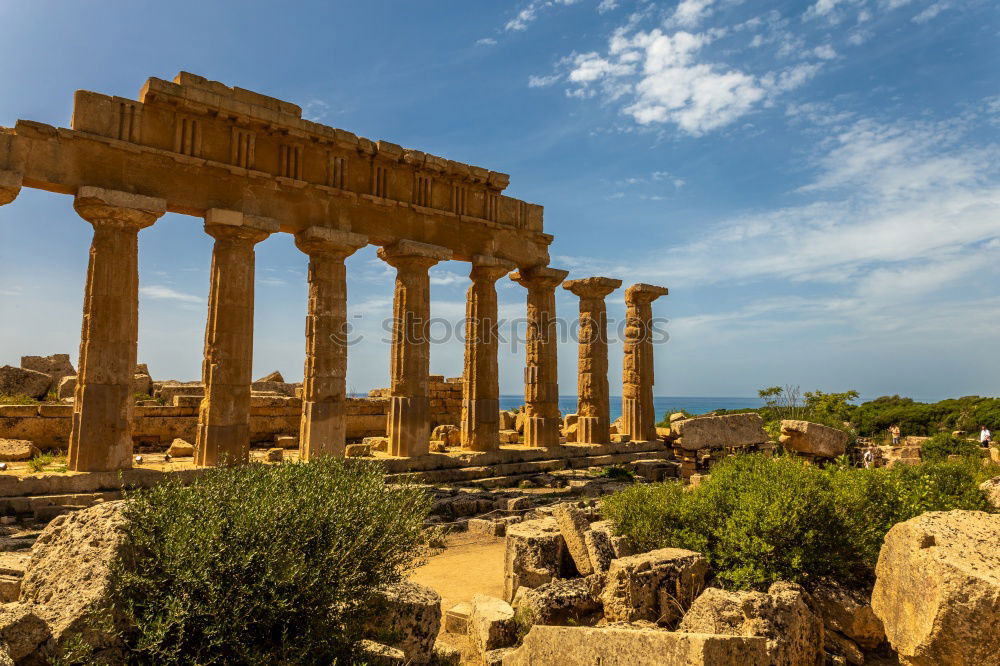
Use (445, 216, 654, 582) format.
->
(0, 184, 668, 472)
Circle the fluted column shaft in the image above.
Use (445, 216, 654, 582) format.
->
(622, 284, 669, 442)
(511, 266, 568, 448)
(68, 187, 165, 472)
(461, 257, 514, 451)
(295, 227, 367, 460)
(378, 241, 452, 457)
(195, 210, 277, 466)
(563, 277, 622, 445)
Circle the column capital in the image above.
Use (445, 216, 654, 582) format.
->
(74, 186, 166, 230)
(0, 170, 22, 206)
(510, 265, 569, 290)
(471, 255, 516, 284)
(625, 283, 669, 305)
(204, 208, 278, 243)
(377, 239, 451, 270)
(295, 226, 368, 258)
(563, 276, 622, 300)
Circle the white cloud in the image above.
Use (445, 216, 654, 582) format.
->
(598, 0, 618, 13)
(913, 2, 950, 23)
(476, 37, 498, 46)
(140, 286, 204, 304)
(804, 0, 849, 20)
(505, 0, 580, 32)
(813, 44, 837, 59)
(529, 73, 561, 87)
(558, 28, 822, 134)
(667, 0, 717, 28)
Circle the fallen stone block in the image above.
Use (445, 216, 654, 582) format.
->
(0, 366, 51, 400)
(779, 420, 849, 458)
(444, 601, 472, 634)
(552, 503, 594, 576)
(265, 448, 283, 462)
(810, 581, 884, 650)
(601, 548, 708, 625)
(469, 518, 507, 537)
(363, 436, 389, 452)
(20, 354, 74, 387)
(499, 429, 520, 444)
(515, 577, 601, 627)
(678, 581, 825, 666)
(825, 629, 864, 666)
(470, 594, 515, 656)
(19, 502, 128, 653)
(0, 440, 41, 462)
(980, 476, 1000, 510)
(345, 443, 372, 457)
(871, 510, 1000, 666)
(0, 602, 50, 662)
(274, 435, 298, 449)
(584, 528, 614, 574)
(56, 375, 77, 400)
(255, 370, 284, 383)
(165, 438, 194, 457)
(671, 413, 768, 451)
(502, 625, 768, 665)
(504, 518, 570, 602)
(363, 581, 441, 664)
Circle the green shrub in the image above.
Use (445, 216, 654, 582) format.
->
(602, 454, 997, 592)
(919, 432, 983, 462)
(0, 394, 39, 406)
(109, 458, 431, 665)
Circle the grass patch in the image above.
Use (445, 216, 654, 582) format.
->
(0, 394, 39, 406)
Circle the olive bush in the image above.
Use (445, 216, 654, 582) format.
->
(109, 458, 431, 665)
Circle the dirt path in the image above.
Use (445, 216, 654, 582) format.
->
(410, 532, 507, 612)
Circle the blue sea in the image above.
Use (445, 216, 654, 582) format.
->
(498, 395, 763, 421)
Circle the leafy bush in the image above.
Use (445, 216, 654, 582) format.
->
(109, 458, 431, 665)
(919, 432, 983, 462)
(0, 394, 39, 405)
(602, 454, 996, 592)
(851, 395, 1000, 437)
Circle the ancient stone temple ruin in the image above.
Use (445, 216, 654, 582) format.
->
(0, 73, 669, 473)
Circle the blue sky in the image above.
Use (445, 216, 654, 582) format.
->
(0, 0, 997, 401)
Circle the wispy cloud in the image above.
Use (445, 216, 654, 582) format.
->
(476, 37, 498, 46)
(505, 0, 580, 32)
(140, 285, 204, 304)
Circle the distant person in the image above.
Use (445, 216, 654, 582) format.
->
(862, 447, 874, 469)
(889, 424, 901, 446)
(981, 425, 992, 447)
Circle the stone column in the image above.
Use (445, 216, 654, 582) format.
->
(68, 187, 166, 472)
(294, 226, 368, 460)
(0, 170, 22, 206)
(510, 266, 569, 448)
(562, 277, 622, 445)
(461, 255, 515, 451)
(622, 283, 669, 442)
(377, 240, 452, 457)
(195, 210, 278, 467)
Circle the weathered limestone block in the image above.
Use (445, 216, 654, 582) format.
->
(678, 581, 825, 666)
(56, 376, 77, 401)
(499, 429, 520, 444)
(0, 603, 50, 662)
(671, 413, 768, 451)
(255, 371, 284, 383)
(600, 548, 709, 625)
(515, 578, 602, 626)
(871, 510, 1000, 666)
(431, 424, 460, 447)
(364, 581, 441, 664)
(503, 626, 768, 666)
(0, 170, 22, 206)
(584, 528, 615, 574)
(0, 440, 40, 462)
(810, 582, 884, 650)
(165, 438, 194, 457)
(504, 518, 569, 602)
(979, 477, 1000, 510)
(499, 411, 517, 431)
(552, 503, 594, 576)
(588, 520, 633, 559)
(825, 629, 865, 666)
(19, 502, 128, 653)
(20, 355, 75, 389)
(345, 443, 371, 457)
(0, 366, 51, 400)
(779, 420, 849, 458)
(469, 595, 516, 656)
